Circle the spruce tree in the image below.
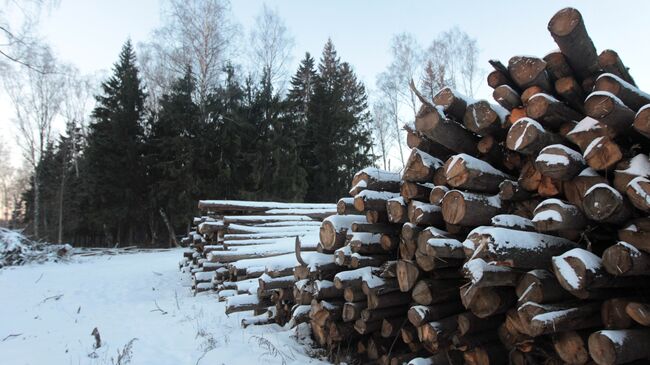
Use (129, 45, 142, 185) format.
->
(145, 66, 200, 245)
(287, 53, 317, 124)
(84, 40, 147, 245)
(301, 39, 374, 202)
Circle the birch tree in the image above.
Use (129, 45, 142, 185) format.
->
(3, 45, 64, 238)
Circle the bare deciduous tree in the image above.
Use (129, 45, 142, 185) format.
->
(377, 71, 405, 167)
(388, 33, 422, 116)
(0, 140, 14, 225)
(3, 45, 65, 238)
(249, 4, 295, 92)
(422, 27, 482, 98)
(370, 101, 395, 170)
(140, 0, 239, 112)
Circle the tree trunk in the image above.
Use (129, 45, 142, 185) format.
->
(159, 208, 180, 248)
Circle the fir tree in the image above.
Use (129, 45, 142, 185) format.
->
(301, 39, 374, 202)
(84, 40, 147, 245)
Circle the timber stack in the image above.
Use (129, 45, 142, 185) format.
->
(286, 7, 650, 365)
(179, 200, 335, 327)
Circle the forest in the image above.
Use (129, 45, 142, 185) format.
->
(0, 0, 480, 247)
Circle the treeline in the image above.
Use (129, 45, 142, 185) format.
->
(23, 39, 374, 247)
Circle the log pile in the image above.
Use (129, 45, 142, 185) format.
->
(281, 7, 650, 365)
(178, 7, 650, 365)
(179, 200, 335, 326)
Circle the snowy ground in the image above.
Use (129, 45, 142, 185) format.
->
(0, 249, 329, 365)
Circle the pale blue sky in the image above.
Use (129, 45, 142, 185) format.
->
(3, 0, 650, 166)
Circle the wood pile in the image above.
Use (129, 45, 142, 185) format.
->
(179, 200, 335, 326)
(278, 7, 650, 365)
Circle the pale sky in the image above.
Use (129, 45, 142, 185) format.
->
(2, 0, 650, 167)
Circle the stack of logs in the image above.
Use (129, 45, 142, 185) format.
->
(287, 7, 650, 365)
(179, 200, 335, 327)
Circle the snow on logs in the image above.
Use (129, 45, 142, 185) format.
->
(182, 6, 650, 364)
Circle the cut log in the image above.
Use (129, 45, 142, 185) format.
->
(386, 197, 408, 224)
(535, 144, 586, 181)
(553, 330, 592, 365)
(583, 183, 632, 224)
(352, 222, 402, 235)
(381, 317, 406, 338)
(625, 302, 650, 327)
(526, 93, 583, 130)
(613, 154, 650, 193)
(343, 286, 365, 302)
(352, 167, 402, 195)
(527, 301, 602, 337)
(625, 177, 650, 212)
(563, 167, 608, 208)
(544, 51, 574, 81)
(532, 198, 587, 233)
(333, 266, 381, 290)
(516, 269, 572, 304)
(401, 182, 434, 203)
(342, 301, 367, 322)
(634, 105, 650, 139)
(498, 180, 532, 201)
(555, 76, 586, 113)
(411, 279, 462, 306)
(463, 100, 509, 137)
(599, 50, 636, 86)
(404, 123, 455, 160)
(588, 329, 650, 365)
(458, 312, 504, 336)
(414, 101, 480, 156)
(380, 234, 399, 252)
(396, 260, 420, 292)
(433, 86, 471, 121)
(602, 241, 650, 276)
(400, 223, 422, 260)
(367, 291, 412, 310)
(467, 286, 517, 318)
(585, 91, 635, 134)
(518, 159, 543, 192)
(441, 190, 503, 227)
(429, 185, 449, 205)
(444, 154, 512, 194)
(506, 118, 564, 156)
(354, 190, 400, 213)
(583, 136, 623, 171)
(349, 232, 385, 255)
(552, 248, 648, 299)
(337, 197, 362, 215)
(602, 298, 637, 330)
(463, 259, 522, 288)
(595, 73, 648, 112)
(618, 218, 650, 253)
(402, 148, 443, 183)
(493, 85, 522, 111)
(508, 56, 552, 92)
(407, 200, 443, 227)
(547, 7, 599, 80)
(418, 314, 458, 344)
(464, 226, 578, 270)
(408, 302, 464, 327)
(320, 215, 367, 250)
(566, 117, 615, 151)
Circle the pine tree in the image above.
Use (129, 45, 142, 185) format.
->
(301, 39, 374, 202)
(84, 40, 147, 245)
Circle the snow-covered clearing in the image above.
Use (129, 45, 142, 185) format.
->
(0, 249, 328, 365)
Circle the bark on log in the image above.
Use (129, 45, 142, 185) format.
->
(516, 269, 572, 304)
(441, 190, 503, 227)
(412, 279, 462, 306)
(625, 177, 650, 212)
(527, 93, 583, 130)
(433, 87, 470, 121)
(602, 241, 650, 276)
(535, 144, 586, 181)
(401, 182, 434, 203)
(414, 102, 480, 156)
(508, 56, 553, 92)
(402, 148, 443, 183)
(594, 73, 648, 112)
(506, 118, 565, 156)
(588, 329, 650, 365)
(493, 85, 522, 111)
(352, 168, 402, 195)
(583, 183, 632, 224)
(556, 76, 586, 113)
(532, 198, 587, 233)
(498, 180, 532, 201)
(408, 302, 464, 327)
(602, 297, 637, 330)
(598, 50, 636, 86)
(585, 91, 635, 134)
(463, 100, 509, 137)
(544, 51, 574, 81)
(444, 154, 512, 194)
(547, 7, 599, 80)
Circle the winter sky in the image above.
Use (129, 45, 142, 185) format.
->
(2, 0, 650, 166)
